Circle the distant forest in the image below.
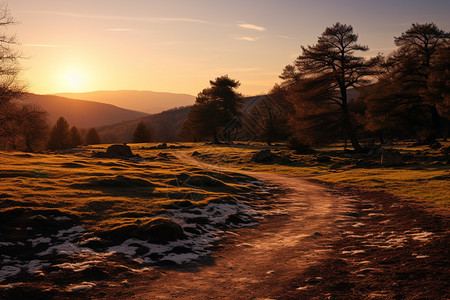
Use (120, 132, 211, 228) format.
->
(0, 5, 448, 152)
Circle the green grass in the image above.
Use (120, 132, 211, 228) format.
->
(185, 142, 450, 206)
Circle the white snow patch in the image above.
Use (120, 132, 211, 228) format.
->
(27, 260, 50, 274)
(28, 237, 51, 247)
(0, 266, 21, 282)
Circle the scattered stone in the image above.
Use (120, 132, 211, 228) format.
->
(92, 144, 135, 159)
(156, 143, 167, 149)
(100, 217, 185, 244)
(381, 149, 402, 166)
(107, 144, 133, 157)
(192, 151, 201, 157)
(251, 149, 278, 163)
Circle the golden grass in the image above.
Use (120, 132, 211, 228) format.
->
(187, 142, 449, 206)
(0, 146, 254, 233)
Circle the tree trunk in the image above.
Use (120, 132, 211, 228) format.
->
(340, 87, 363, 152)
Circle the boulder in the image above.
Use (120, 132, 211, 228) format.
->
(106, 144, 133, 158)
(101, 217, 185, 244)
(251, 149, 275, 163)
(381, 149, 402, 166)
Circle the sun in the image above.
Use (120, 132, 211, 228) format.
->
(67, 73, 81, 87)
(59, 66, 90, 92)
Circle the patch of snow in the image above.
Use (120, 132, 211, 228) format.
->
(0, 266, 21, 282)
(27, 260, 50, 274)
(54, 216, 71, 221)
(28, 237, 51, 247)
(0, 242, 14, 247)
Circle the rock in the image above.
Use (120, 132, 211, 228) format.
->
(92, 144, 134, 159)
(156, 143, 167, 149)
(316, 154, 331, 162)
(138, 218, 185, 243)
(381, 149, 402, 166)
(251, 149, 275, 163)
(192, 151, 201, 157)
(106, 144, 133, 158)
(273, 155, 292, 164)
(101, 217, 185, 244)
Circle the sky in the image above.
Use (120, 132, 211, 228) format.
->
(6, 0, 450, 96)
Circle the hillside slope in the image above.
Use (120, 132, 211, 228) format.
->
(19, 93, 149, 128)
(97, 106, 191, 143)
(54, 90, 196, 114)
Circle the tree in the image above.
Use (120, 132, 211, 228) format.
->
(0, 5, 24, 105)
(182, 75, 242, 143)
(364, 23, 449, 143)
(47, 117, 71, 150)
(284, 23, 379, 151)
(85, 128, 101, 145)
(70, 126, 82, 147)
(19, 104, 48, 151)
(0, 5, 27, 148)
(133, 121, 152, 143)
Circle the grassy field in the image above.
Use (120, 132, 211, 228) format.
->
(0, 146, 268, 286)
(187, 142, 450, 206)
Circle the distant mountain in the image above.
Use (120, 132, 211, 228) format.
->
(54, 90, 196, 114)
(97, 106, 192, 143)
(19, 93, 149, 128)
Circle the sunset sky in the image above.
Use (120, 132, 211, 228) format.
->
(8, 0, 450, 96)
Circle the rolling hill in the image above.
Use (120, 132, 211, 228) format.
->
(97, 106, 192, 143)
(54, 90, 196, 114)
(19, 93, 149, 128)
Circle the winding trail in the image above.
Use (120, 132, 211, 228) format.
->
(123, 153, 353, 299)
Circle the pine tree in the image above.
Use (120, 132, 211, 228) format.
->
(47, 117, 71, 150)
(85, 128, 101, 145)
(133, 122, 152, 143)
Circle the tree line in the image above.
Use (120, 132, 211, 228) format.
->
(183, 22, 449, 151)
(0, 2, 448, 152)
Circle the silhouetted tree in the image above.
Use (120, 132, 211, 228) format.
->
(133, 121, 152, 143)
(85, 128, 101, 145)
(70, 126, 82, 147)
(283, 23, 380, 150)
(0, 5, 27, 148)
(0, 5, 24, 105)
(19, 104, 49, 151)
(182, 75, 242, 143)
(47, 117, 71, 150)
(364, 23, 449, 143)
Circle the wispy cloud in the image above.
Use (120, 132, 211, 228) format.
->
(236, 36, 259, 42)
(106, 28, 134, 32)
(279, 35, 291, 39)
(22, 10, 212, 24)
(238, 23, 266, 31)
(23, 43, 63, 48)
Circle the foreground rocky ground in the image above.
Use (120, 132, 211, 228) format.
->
(1, 145, 449, 299)
(91, 156, 449, 299)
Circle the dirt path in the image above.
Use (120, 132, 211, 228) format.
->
(93, 154, 449, 299)
(108, 154, 354, 299)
